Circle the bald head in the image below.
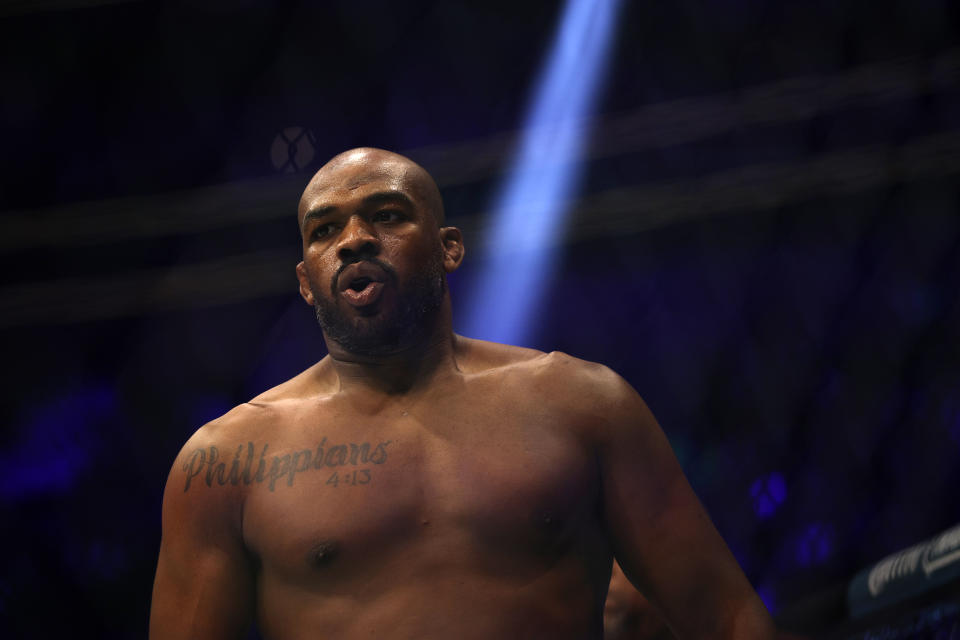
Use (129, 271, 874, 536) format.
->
(299, 147, 445, 227)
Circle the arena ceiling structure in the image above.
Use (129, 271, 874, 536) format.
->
(1, 0, 959, 637)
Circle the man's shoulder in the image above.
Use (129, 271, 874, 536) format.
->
(531, 350, 636, 408)
(458, 336, 633, 403)
(509, 349, 657, 446)
(248, 358, 337, 405)
(187, 361, 333, 447)
(173, 406, 270, 477)
(454, 335, 545, 372)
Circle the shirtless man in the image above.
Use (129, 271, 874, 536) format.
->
(149, 148, 775, 639)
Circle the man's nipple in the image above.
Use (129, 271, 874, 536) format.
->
(306, 540, 340, 568)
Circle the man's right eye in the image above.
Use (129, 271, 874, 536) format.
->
(312, 223, 335, 238)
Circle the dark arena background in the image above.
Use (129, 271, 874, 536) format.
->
(2, 1, 960, 638)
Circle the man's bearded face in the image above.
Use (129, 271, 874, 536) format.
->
(310, 251, 446, 356)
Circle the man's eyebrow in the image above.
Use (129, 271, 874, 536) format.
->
(361, 191, 415, 209)
(300, 191, 415, 231)
(301, 205, 336, 231)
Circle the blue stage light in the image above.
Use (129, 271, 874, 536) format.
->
(0, 385, 115, 499)
(795, 522, 835, 568)
(463, 0, 622, 346)
(750, 471, 787, 519)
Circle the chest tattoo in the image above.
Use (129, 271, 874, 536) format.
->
(182, 437, 392, 492)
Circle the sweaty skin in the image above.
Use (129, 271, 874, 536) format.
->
(150, 148, 776, 640)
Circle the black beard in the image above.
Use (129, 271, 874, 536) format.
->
(312, 256, 446, 357)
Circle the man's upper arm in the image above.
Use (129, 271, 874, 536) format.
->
(150, 428, 254, 640)
(588, 367, 774, 639)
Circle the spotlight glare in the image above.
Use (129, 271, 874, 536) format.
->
(463, 0, 622, 346)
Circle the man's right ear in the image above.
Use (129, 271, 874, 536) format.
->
(296, 262, 315, 305)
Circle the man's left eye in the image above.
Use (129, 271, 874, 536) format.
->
(373, 210, 402, 223)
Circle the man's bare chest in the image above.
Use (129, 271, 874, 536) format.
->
(232, 398, 600, 583)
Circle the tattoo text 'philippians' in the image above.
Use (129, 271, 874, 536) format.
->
(182, 439, 392, 492)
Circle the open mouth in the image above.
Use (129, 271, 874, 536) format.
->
(348, 277, 373, 292)
(337, 261, 389, 291)
(341, 279, 384, 306)
(337, 264, 388, 307)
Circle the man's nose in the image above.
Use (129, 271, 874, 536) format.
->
(336, 215, 381, 261)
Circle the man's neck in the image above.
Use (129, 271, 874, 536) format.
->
(322, 301, 461, 400)
(327, 332, 459, 397)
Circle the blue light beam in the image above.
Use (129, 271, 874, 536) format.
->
(463, 0, 622, 346)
